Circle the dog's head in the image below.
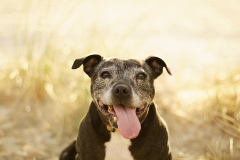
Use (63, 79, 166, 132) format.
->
(72, 54, 171, 139)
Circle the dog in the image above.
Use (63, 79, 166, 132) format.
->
(60, 54, 172, 160)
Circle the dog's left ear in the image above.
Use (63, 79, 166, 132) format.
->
(145, 56, 172, 79)
(72, 54, 103, 77)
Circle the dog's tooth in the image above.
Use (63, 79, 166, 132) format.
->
(113, 116, 117, 122)
(108, 105, 113, 112)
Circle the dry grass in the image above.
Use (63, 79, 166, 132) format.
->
(209, 70, 240, 138)
(0, 0, 240, 159)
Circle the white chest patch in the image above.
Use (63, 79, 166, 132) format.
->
(104, 131, 133, 160)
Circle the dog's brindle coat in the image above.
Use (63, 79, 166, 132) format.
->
(60, 54, 172, 160)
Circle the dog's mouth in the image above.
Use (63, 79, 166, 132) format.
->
(98, 101, 146, 118)
(98, 100, 146, 139)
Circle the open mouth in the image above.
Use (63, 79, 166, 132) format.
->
(97, 100, 146, 139)
(98, 101, 146, 118)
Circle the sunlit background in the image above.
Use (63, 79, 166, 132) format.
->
(0, 0, 240, 159)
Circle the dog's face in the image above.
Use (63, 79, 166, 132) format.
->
(72, 54, 171, 139)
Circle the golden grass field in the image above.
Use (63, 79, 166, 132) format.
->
(0, 0, 240, 159)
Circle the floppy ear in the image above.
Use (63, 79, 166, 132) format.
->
(145, 56, 172, 79)
(72, 54, 103, 77)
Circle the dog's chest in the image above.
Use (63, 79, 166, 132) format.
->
(104, 131, 133, 160)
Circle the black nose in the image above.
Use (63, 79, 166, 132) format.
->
(112, 84, 131, 98)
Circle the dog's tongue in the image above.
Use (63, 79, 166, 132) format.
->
(113, 105, 141, 139)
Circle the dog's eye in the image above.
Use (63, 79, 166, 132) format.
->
(136, 73, 146, 80)
(101, 71, 110, 79)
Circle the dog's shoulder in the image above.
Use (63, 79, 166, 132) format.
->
(59, 140, 76, 160)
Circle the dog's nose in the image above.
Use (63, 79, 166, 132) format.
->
(112, 84, 131, 98)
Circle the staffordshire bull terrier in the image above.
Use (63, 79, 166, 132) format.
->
(60, 54, 172, 160)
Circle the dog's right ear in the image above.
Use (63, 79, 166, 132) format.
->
(72, 54, 103, 77)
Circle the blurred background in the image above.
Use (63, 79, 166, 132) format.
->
(0, 0, 240, 159)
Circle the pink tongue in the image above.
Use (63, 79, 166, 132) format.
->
(113, 105, 141, 139)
